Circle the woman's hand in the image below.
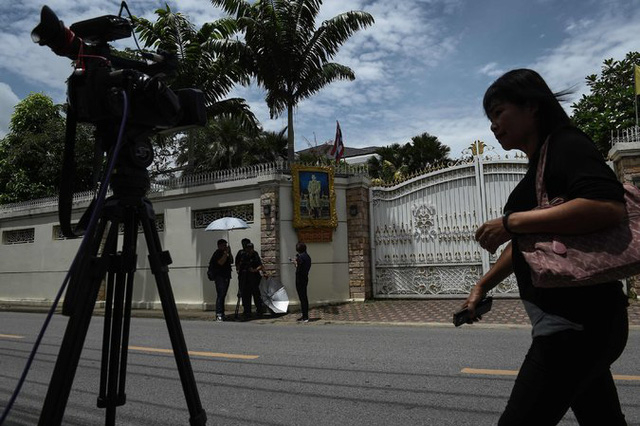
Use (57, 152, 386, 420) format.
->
(462, 284, 488, 322)
(475, 217, 511, 254)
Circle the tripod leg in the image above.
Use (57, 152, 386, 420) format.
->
(38, 219, 118, 426)
(139, 204, 207, 426)
(97, 209, 137, 426)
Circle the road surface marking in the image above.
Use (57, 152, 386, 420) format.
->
(462, 368, 518, 376)
(0, 334, 24, 339)
(462, 368, 640, 381)
(129, 345, 259, 360)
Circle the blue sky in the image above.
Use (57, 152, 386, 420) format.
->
(1, 0, 639, 159)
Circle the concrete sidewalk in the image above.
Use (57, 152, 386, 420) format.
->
(204, 298, 640, 328)
(3, 298, 639, 328)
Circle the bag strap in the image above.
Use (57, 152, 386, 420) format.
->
(535, 136, 551, 207)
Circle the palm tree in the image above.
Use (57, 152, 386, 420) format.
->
(133, 6, 261, 173)
(368, 133, 451, 182)
(247, 127, 288, 165)
(174, 116, 256, 173)
(403, 133, 451, 174)
(133, 5, 256, 126)
(210, 0, 374, 162)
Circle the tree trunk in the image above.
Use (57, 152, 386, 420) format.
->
(287, 103, 295, 162)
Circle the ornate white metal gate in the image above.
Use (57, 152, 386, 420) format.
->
(371, 154, 528, 298)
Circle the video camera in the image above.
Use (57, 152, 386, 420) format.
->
(31, 4, 207, 237)
(31, 4, 206, 132)
(31, 3, 206, 131)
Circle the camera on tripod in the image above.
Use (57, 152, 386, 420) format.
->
(26, 6, 209, 426)
(32, 4, 208, 238)
(31, 4, 206, 133)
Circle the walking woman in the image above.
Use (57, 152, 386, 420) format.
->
(464, 69, 629, 425)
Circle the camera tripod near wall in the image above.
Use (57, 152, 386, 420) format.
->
(28, 4, 208, 425)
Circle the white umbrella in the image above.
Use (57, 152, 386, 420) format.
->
(205, 217, 250, 232)
(259, 276, 289, 313)
(205, 217, 250, 245)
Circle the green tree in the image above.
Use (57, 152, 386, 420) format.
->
(249, 127, 288, 164)
(133, 5, 256, 126)
(134, 6, 261, 173)
(171, 117, 287, 174)
(0, 93, 95, 204)
(211, 0, 375, 162)
(402, 133, 451, 174)
(368, 133, 450, 182)
(367, 144, 403, 182)
(571, 51, 640, 156)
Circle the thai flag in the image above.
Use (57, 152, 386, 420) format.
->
(330, 120, 344, 162)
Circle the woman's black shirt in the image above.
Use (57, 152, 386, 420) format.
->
(504, 126, 627, 325)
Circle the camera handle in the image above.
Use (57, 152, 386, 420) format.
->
(38, 134, 207, 426)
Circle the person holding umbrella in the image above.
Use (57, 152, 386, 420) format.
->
(208, 239, 234, 321)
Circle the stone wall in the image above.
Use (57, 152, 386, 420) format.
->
(346, 179, 372, 300)
(260, 184, 280, 280)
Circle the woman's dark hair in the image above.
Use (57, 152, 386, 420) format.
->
(296, 242, 307, 253)
(483, 69, 572, 138)
(217, 239, 227, 246)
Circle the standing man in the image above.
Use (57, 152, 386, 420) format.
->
(240, 242, 265, 320)
(208, 239, 233, 321)
(235, 238, 251, 319)
(293, 242, 312, 322)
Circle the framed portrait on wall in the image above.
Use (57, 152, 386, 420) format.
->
(292, 164, 338, 229)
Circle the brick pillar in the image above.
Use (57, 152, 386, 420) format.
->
(610, 138, 640, 298)
(346, 186, 372, 300)
(260, 185, 280, 280)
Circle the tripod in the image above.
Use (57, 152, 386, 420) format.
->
(38, 135, 207, 426)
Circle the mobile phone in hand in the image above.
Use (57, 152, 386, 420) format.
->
(453, 297, 493, 327)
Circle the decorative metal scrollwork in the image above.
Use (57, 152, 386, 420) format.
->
(375, 266, 484, 295)
(374, 224, 412, 245)
(2, 228, 35, 245)
(412, 203, 437, 241)
(192, 204, 254, 229)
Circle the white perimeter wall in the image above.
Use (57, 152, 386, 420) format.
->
(0, 173, 358, 311)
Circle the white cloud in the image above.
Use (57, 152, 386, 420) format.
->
(0, 82, 20, 137)
(530, 5, 640, 107)
(478, 62, 505, 78)
(2, 0, 639, 162)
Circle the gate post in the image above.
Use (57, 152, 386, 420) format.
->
(609, 126, 640, 298)
(346, 177, 372, 300)
(260, 184, 280, 280)
(473, 155, 492, 275)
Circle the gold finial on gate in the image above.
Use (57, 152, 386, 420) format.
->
(470, 140, 486, 156)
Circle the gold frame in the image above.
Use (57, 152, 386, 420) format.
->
(292, 164, 337, 229)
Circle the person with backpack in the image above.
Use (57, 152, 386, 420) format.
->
(207, 239, 233, 321)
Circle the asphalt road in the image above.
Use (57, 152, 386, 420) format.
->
(1, 311, 639, 425)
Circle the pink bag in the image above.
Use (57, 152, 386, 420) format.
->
(518, 138, 640, 288)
